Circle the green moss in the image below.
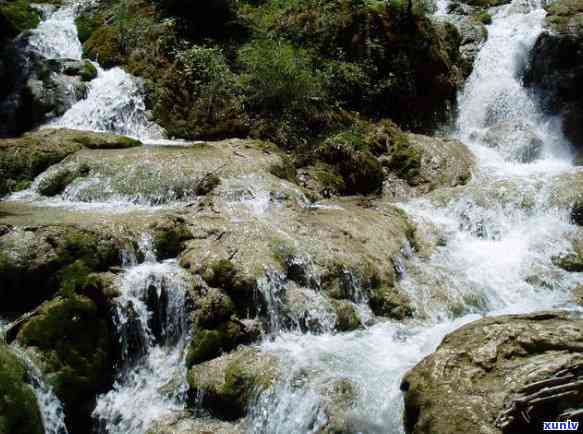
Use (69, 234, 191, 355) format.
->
(0, 344, 44, 434)
(75, 14, 102, 44)
(368, 286, 414, 319)
(150, 221, 191, 260)
(331, 300, 361, 331)
(202, 259, 238, 289)
(83, 25, 122, 68)
(80, 61, 98, 81)
(15, 295, 112, 414)
(387, 137, 422, 183)
(0, 0, 40, 40)
(186, 328, 224, 367)
(318, 133, 384, 195)
(269, 155, 298, 183)
(186, 321, 244, 367)
(13, 179, 31, 192)
(476, 11, 492, 25)
(37, 164, 90, 197)
(197, 288, 236, 328)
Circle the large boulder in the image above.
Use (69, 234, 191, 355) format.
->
(525, 0, 583, 153)
(187, 347, 280, 420)
(402, 312, 583, 434)
(0, 224, 125, 313)
(0, 128, 141, 196)
(382, 132, 475, 200)
(0, 343, 44, 434)
(11, 295, 114, 432)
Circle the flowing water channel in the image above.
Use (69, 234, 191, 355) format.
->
(3, 0, 583, 432)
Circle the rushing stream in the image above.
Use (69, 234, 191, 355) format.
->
(246, 0, 583, 432)
(4, 0, 583, 432)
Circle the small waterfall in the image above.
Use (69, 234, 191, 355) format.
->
(27, 4, 82, 59)
(93, 259, 192, 434)
(246, 0, 583, 431)
(49, 67, 165, 140)
(11, 347, 69, 434)
(23, 0, 164, 141)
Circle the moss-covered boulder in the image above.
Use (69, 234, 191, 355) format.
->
(186, 283, 262, 366)
(0, 128, 141, 197)
(402, 312, 583, 434)
(382, 132, 475, 200)
(83, 25, 123, 69)
(0, 225, 124, 313)
(0, 343, 44, 434)
(149, 216, 193, 260)
(187, 347, 279, 420)
(13, 295, 114, 432)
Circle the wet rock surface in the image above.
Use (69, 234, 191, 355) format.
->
(403, 312, 583, 434)
(10, 295, 114, 432)
(0, 32, 97, 137)
(526, 0, 583, 152)
(0, 343, 44, 434)
(0, 128, 141, 196)
(0, 224, 125, 313)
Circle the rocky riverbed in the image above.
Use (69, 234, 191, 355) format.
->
(1, 0, 583, 433)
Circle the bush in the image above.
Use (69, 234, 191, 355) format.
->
(0, 0, 39, 40)
(318, 128, 384, 195)
(239, 38, 324, 114)
(153, 45, 247, 139)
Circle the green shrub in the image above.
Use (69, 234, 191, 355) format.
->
(318, 128, 384, 195)
(153, 45, 247, 139)
(0, 0, 40, 40)
(75, 15, 102, 44)
(239, 39, 324, 114)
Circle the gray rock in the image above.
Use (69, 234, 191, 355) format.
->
(402, 311, 583, 434)
(525, 0, 583, 154)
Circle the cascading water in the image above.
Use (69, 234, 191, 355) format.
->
(26, 0, 164, 140)
(11, 347, 69, 434)
(92, 253, 192, 434)
(245, 0, 583, 432)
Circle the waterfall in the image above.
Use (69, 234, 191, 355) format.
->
(25, 0, 164, 141)
(245, 0, 583, 431)
(11, 346, 69, 434)
(92, 257, 192, 434)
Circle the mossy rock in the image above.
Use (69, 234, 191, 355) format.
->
(0, 225, 123, 313)
(0, 0, 40, 41)
(200, 258, 256, 301)
(0, 128, 141, 197)
(318, 138, 384, 196)
(196, 287, 235, 328)
(83, 25, 122, 69)
(36, 163, 91, 197)
(553, 253, 583, 272)
(187, 316, 259, 367)
(331, 300, 361, 331)
(0, 344, 44, 434)
(187, 347, 279, 420)
(75, 14, 103, 44)
(369, 286, 414, 319)
(149, 216, 193, 260)
(14, 295, 113, 429)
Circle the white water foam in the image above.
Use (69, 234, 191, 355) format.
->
(246, 1, 583, 432)
(93, 260, 191, 434)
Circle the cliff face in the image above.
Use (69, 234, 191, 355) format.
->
(526, 0, 583, 152)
